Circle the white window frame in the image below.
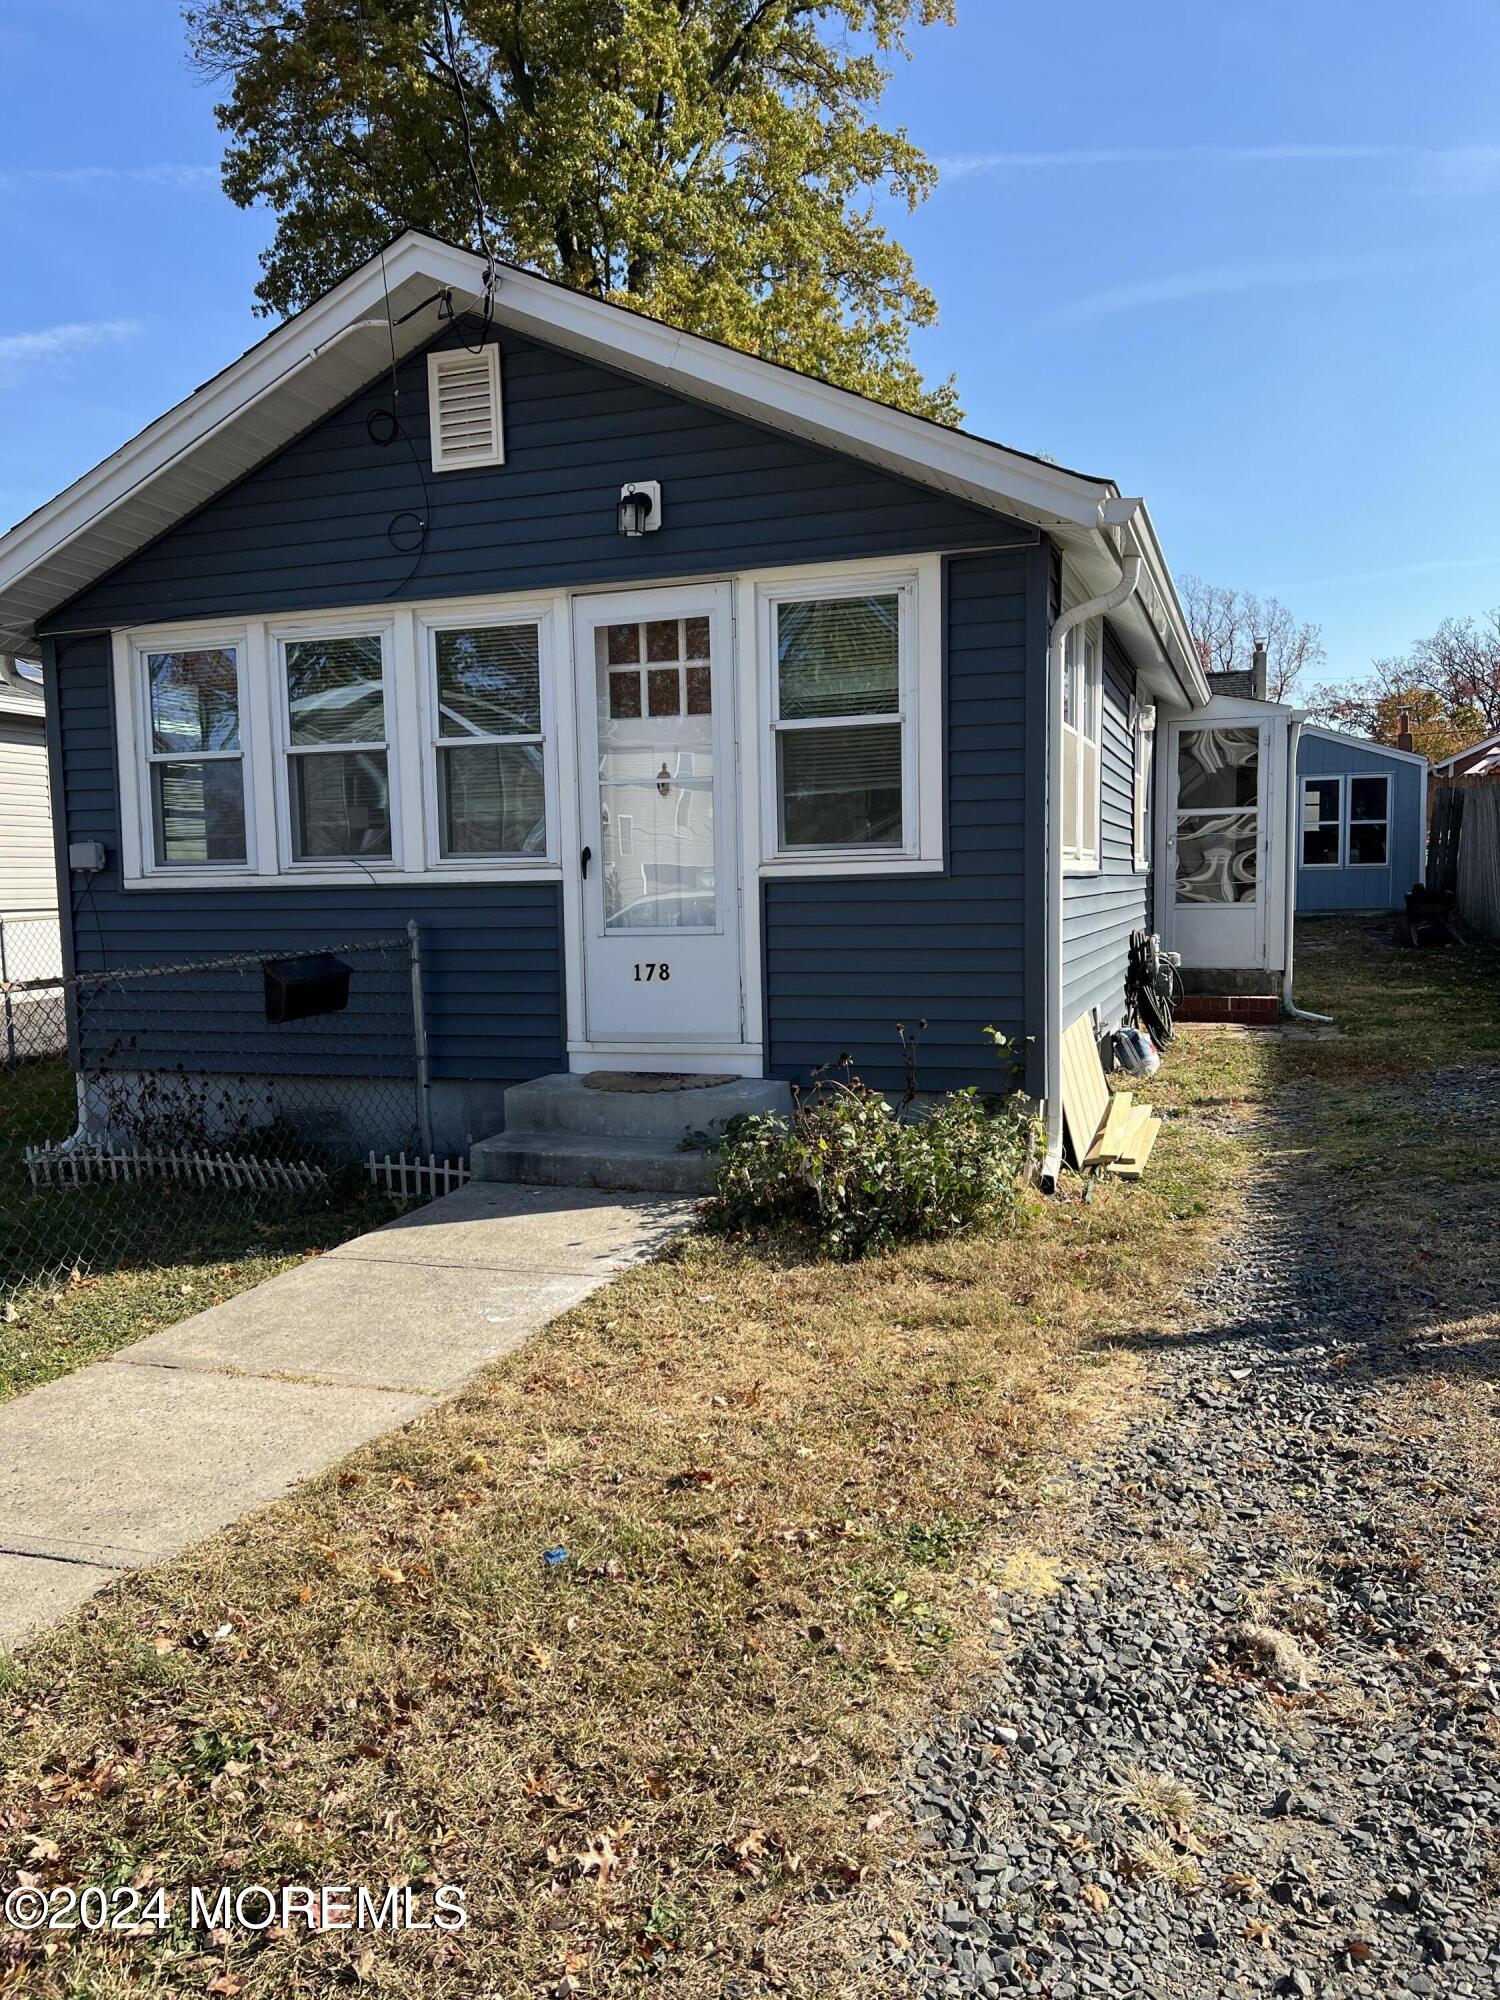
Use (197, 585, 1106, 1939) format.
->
(272, 615, 402, 873)
(112, 595, 565, 890)
(1061, 611, 1102, 875)
(1345, 770, 1391, 868)
(427, 345, 505, 472)
(114, 625, 259, 882)
(1131, 698, 1155, 872)
(754, 556, 943, 877)
(417, 606, 558, 869)
(1300, 773, 1345, 869)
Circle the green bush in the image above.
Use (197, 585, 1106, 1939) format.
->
(704, 1043, 1036, 1259)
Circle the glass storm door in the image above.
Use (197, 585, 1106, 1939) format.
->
(1167, 723, 1266, 968)
(571, 584, 742, 1050)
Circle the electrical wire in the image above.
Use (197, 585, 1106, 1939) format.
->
(437, 0, 497, 354)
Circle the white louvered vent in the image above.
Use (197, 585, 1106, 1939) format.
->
(427, 345, 505, 472)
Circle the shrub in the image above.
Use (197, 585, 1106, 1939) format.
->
(704, 1035, 1036, 1259)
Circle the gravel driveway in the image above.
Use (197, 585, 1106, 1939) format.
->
(897, 1165, 1500, 1999)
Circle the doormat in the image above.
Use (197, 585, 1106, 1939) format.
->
(582, 1071, 738, 1093)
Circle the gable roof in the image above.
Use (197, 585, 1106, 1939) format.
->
(1431, 725, 1500, 774)
(1300, 722, 1429, 767)
(0, 229, 1207, 705)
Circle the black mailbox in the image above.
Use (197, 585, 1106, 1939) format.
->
(263, 952, 353, 1024)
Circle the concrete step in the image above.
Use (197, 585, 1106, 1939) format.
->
(497, 1071, 791, 1142)
(471, 1131, 716, 1196)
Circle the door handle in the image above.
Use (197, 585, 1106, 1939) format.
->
(581, 845, 592, 880)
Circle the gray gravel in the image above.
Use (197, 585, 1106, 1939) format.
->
(896, 1177, 1500, 1999)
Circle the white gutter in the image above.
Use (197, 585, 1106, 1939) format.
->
(1281, 712, 1333, 1025)
(1039, 542, 1144, 1192)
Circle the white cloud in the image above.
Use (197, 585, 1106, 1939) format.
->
(0, 163, 217, 193)
(938, 143, 1396, 180)
(0, 318, 140, 385)
(1039, 244, 1464, 327)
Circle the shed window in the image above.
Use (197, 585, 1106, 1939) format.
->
(771, 591, 905, 851)
(1348, 774, 1390, 865)
(282, 632, 392, 861)
(1062, 621, 1102, 870)
(428, 621, 547, 858)
(143, 646, 247, 866)
(1301, 778, 1342, 866)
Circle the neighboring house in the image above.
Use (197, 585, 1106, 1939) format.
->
(1431, 728, 1500, 781)
(1158, 663, 1426, 1016)
(0, 654, 62, 984)
(0, 229, 1224, 1185)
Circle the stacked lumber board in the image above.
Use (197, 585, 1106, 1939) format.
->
(1059, 1015, 1161, 1181)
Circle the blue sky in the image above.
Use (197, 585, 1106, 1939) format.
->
(3, 0, 1500, 684)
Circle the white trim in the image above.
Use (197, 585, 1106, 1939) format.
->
(1299, 772, 1346, 869)
(1131, 698, 1156, 872)
(116, 627, 258, 882)
(1345, 767, 1391, 867)
(752, 554, 943, 874)
(416, 603, 557, 869)
(426, 345, 505, 472)
(1060, 578, 1103, 876)
(269, 615, 403, 872)
(2, 232, 1206, 707)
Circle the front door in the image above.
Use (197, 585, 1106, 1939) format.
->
(1165, 721, 1268, 968)
(571, 584, 743, 1054)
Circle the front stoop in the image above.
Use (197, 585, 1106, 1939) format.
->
(471, 1073, 793, 1195)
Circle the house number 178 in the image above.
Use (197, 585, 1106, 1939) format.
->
(633, 962, 671, 982)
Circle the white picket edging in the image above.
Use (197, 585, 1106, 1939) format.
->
(366, 1150, 471, 1200)
(24, 1141, 330, 1194)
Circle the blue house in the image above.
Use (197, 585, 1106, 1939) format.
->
(0, 231, 1219, 1188)
(1295, 725, 1427, 912)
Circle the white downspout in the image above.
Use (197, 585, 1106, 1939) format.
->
(1282, 712, 1333, 1024)
(1039, 547, 1143, 1191)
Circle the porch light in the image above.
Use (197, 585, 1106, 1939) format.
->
(617, 480, 662, 536)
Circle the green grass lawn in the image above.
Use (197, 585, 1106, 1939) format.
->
(0, 1058, 407, 1402)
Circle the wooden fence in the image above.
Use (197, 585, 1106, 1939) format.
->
(1454, 780, 1500, 938)
(25, 1143, 329, 1194)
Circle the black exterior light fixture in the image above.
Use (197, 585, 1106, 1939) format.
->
(617, 479, 662, 536)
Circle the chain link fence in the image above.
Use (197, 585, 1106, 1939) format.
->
(1, 934, 429, 1304)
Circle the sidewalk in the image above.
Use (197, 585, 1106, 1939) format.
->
(0, 1182, 692, 1650)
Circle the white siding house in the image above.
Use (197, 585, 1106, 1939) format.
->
(0, 656, 62, 987)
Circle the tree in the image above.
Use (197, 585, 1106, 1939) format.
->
(184, 0, 961, 420)
(1179, 574, 1325, 701)
(1308, 608, 1500, 759)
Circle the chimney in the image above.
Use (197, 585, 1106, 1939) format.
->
(1397, 708, 1414, 754)
(1250, 636, 1268, 702)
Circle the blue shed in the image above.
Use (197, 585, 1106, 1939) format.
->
(1295, 726, 1427, 913)
(0, 229, 1214, 1190)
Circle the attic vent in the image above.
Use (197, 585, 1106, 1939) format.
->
(427, 346, 505, 472)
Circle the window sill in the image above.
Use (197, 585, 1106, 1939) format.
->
(1062, 857, 1101, 879)
(760, 854, 944, 879)
(122, 864, 565, 891)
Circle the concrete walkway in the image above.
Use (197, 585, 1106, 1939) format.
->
(0, 1182, 692, 1651)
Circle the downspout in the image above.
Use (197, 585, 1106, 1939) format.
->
(1281, 712, 1333, 1024)
(1039, 545, 1144, 1191)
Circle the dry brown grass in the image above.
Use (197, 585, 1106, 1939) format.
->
(0, 1026, 1270, 1999)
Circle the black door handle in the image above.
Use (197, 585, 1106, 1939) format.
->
(581, 845, 592, 879)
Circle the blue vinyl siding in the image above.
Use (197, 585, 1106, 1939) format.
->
(42, 330, 1039, 1097)
(1060, 623, 1146, 1030)
(1295, 730, 1425, 912)
(49, 326, 1020, 631)
(763, 549, 1034, 1097)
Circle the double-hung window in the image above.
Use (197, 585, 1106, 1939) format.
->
(427, 620, 548, 858)
(1347, 774, 1390, 865)
(1062, 620, 1101, 870)
(142, 644, 248, 867)
(769, 587, 908, 854)
(281, 630, 393, 862)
